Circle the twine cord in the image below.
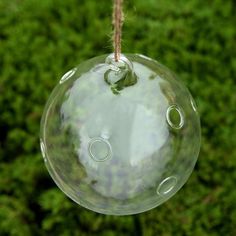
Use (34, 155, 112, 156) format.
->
(113, 0, 124, 62)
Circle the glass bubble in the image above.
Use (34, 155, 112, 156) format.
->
(40, 53, 201, 215)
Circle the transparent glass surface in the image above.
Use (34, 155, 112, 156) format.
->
(40, 54, 201, 215)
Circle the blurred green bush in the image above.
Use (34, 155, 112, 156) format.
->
(0, 0, 235, 235)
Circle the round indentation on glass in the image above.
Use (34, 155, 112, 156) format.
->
(157, 176, 177, 196)
(88, 137, 112, 162)
(40, 139, 47, 162)
(60, 68, 77, 84)
(138, 54, 153, 61)
(166, 104, 184, 129)
(190, 98, 197, 112)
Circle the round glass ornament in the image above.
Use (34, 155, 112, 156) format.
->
(40, 54, 201, 215)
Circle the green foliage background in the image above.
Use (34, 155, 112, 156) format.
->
(0, 0, 235, 235)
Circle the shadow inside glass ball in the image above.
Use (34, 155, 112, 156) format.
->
(40, 53, 201, 215)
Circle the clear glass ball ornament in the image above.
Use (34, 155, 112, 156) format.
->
(40, 54, 201, 215)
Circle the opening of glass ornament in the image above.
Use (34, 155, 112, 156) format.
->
(104, 54, 137, 94)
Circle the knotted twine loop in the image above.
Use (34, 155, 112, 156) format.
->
(113, 0, 124, 62)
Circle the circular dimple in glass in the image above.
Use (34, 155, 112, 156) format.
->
(157, 176, 177, 196)
(166, 104, 184, 129)
(190, 98, 197, 112)
(40, 139, 46, 161)
(88, 137, 112, 162)
(60, 68, 77, 84)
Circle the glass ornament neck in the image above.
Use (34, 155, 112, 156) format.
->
(104, 54, 137, 94)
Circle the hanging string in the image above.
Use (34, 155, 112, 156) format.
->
(113, 0, 124, 62)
